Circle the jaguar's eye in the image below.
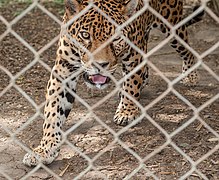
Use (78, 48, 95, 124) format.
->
(80, 31, 90, 40)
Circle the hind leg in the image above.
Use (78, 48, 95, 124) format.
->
(152, 21, 199, 86)
(154, 0, 199, 85)
(170, 26, 199, 85)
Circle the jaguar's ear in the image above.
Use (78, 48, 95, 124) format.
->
(65, 0, 82, 17)
(123, 0, 138, 17)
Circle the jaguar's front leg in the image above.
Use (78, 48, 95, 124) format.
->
(23, 57, 79, 166)
(114, 54, 148, 126)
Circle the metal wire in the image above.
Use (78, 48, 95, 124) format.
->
(0, 0, 218, 179)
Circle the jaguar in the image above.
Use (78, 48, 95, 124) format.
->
(23, 0, 203, 166)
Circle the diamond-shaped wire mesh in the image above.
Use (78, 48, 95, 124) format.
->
(0, 0, 219, 179)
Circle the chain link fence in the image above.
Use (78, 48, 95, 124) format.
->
(0, 0, 219, 179)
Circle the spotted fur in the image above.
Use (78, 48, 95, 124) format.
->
(23, 0, 202, 166)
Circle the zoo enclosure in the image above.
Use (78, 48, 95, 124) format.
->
(0, 0, 219, 179)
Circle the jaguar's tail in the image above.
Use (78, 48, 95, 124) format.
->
(184, 6, 205, 27)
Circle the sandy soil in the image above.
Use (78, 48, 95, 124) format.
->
(0, 1, 219, 179)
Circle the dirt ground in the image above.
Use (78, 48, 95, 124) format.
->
(0, 1, 219, 179)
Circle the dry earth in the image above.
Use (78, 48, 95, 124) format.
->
(0, 1, 219, 179)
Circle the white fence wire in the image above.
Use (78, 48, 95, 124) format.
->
(0, 0, 219, 179)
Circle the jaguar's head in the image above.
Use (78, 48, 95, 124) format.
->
(63, 0, 138, 89)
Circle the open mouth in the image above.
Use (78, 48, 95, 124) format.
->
(83, 73, 110, 86)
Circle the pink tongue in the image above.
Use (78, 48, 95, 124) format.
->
(90, 75, 107, 84)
